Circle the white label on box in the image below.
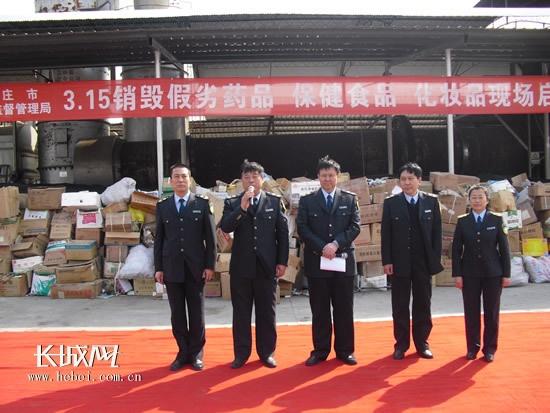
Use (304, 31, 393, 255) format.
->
(24, 209, 49, 220)
(60, 171, 68, 178)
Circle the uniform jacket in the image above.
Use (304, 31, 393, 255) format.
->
(154, 193, 216, 282)
(381, 191, 444, 276)
(296, 188, 361, 278)
(220, 191, 289, 278)
(452, 210, 511, 278)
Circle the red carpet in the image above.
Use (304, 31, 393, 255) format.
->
(1, 312, 549, 412)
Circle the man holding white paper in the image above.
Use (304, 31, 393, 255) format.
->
(297, 156, 361, 366)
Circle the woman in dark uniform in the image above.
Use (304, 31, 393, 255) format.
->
(452, 185, 511, 362)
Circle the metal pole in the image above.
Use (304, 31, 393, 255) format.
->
(154, 49, 164, 196)
(386, 115, 393, 175)
(544, 63, 550, 179)
(527, 114, 532, 178)
(446, 48, 455, 173)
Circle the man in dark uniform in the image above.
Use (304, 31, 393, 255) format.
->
(381, 162, 443, 360)
(452, 185, 511, 362)
(296, 156, 361, 366)
(220, 160, 289, 369)
(154, 163, 216, 372)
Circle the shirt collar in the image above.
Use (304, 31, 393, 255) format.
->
(321, 188, 336, 200)
(404, 192, 419, 203)
(473, 209, 486, 221)
(174, 192, 190, 204)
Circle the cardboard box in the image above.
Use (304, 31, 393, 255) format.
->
(360, 203, 383, 224)
(521, 238, 547, 257)
(528, 183, 550, 197)
(339, 177, 370, 205)
(24, 209, 50, 220)
(0, 237, 12, 274)
(441, 256, 453, 270)
(511, 173, 528, 190)
(102, 201, 128, 216)
(27, 187, 65, 210)
(364, 244, 382, 262)
(370, 223, 381, 244)
(369, 178, 399, 194)
(103, 261, 123, 279)
(130, 191, 159, 214)
(279, 280, 293, 297)
(355, 245, 369, 262)
(438, 194, 468, 214)
(0, 187, 20, 219)
(429, 172, 480, 193)
(520, 222, 543, 240)
(104, 212, 132, 232)
(442, 236, 453, 258)
(355, 225, 371, 245)
(204, 280, 222, 297)
(0, 217, 20, 244)
(419, 181, 434, 193)
(104, 231, 140, 246)
(56, 259, 100, 284)
(507, 230, 521, 254)
(105, 245, 128, 262)
(20, 218, 50, 236)
(371, 192, 387, 204)
(65, 240, 98, 261)
(215, 253, 231, 273)
(489, 190, 516, 213)
(133, 277, 156, 296)
(0, 274, 28, 297)
(280, 252, 301, 284)
(435, 269, 454, 287)
(534, 196, 550, 212)
(76, 209, 104, 229)
(517, 201, 538, 226)
(502, 210, 523, 231)
(287, 180, 321, 209)
(76, 227, 103, 245)
(61, 191, 101, 211)
(50, 279, 102, 299)
(365, 260, 384, 277)
(11, 234, 49, 258)
(441, 204, 461, 225)
(442, 222, 457, 237)
(216, 228, 233, 253)
(362, 274, 387, 289)
(12, 256, 43, 273)
(43, 241, 67, 266)
(49, 223, 72, 240)
(220, 271, 231, 300)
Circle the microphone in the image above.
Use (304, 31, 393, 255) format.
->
(247, 186, 254, 194)
(337, 252, 348, 259)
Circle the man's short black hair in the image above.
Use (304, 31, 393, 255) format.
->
(398, 162, 422, 179)
(240, 159, 264, 175)
(169, 163, 190, 177)
(317, 156, 341, 174)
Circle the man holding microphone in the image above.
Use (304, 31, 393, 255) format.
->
(220, 160, 289, 369)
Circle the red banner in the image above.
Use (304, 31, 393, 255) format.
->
(1, 76, 549, 122)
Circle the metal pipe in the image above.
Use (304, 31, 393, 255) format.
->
(154, 49, 164, 196)
(446, 48, 455, 173)
(528, 114, 532, 177)
(386, 115, 393, 175)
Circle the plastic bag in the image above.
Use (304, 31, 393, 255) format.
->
(509, 257, 529, 287)
(30, 274, 56, 296)
(117, 245, 155, 279)
(101, 177, 136, 206)
(523, 255, 550, 283)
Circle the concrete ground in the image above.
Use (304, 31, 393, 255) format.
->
(1, 283, 549, 330)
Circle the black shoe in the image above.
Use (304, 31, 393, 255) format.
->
(417, 349, 434, 359)
(169, 359, 186, 371)
(230, 358, 247, 369)
(305, 355, 326, 366)
(190, 358, 204, 371)
(466, 351, 477, 360)
(392, 349, 405, 360)
(338, 354, 357, 366)
(262, 356, 277, 368)
(483, 353, 495, 363)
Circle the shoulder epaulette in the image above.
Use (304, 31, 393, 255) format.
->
(266, 191, 281, 198)
(457, 213, 469, 219)
(386, 193, 399, 199)
(488, 211, 503, 217)
(226, 194, 240, 199)
(158, 196, 168, 203)
(196, 194, 209, 200)
(424, 192, 438, 198)
(340, 189, 356, 196)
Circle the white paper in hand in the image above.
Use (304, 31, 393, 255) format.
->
(320, 256, 346, 272)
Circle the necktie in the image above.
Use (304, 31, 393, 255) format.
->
(178, 198, 185, 214)
(326, 194, 333, 210)
(476, 215, 482, 229)
(410, 197, 416, 206)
